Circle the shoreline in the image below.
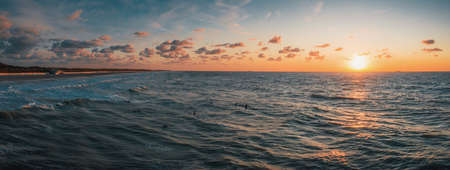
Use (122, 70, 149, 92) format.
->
(0, 71, 151, 82)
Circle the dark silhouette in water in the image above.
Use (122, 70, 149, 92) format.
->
(234, 103, 249, 109)
(192, 111, 196, 116)
(162, 124, 168, 129)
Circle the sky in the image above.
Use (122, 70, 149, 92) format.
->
(0, 0, 449, 72)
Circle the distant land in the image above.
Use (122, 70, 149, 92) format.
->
(0, 62, 157, 73)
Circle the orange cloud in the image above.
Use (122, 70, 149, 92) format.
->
(99, 35, 111, 41)
(0, 14, 12, 39)
(315, 43, 330, 48)
(279, 46, 302, 53)
(258, 41, 263, 46)
(67, 10, 83, 21)
(335, 47, 343, 51)
(422, 48, 443, 52)
(258, 53, 266, 58)
(193, 28, 206, 32)
(421, 39, 435, 45)
(220, 54, 234, 60)
(261, 47, 268, 51)
(375, 49, 392, 59)
(267, 56, 282, 62)
(0, 15, 12, 32)
(268, 36, 281, 44)
(309, 51, 325, 60)
(285, 53, 296, 58)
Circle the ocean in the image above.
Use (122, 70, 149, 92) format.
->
(0, 72, 449, 169)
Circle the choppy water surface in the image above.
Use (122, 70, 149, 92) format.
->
(0, 72, 449, 169)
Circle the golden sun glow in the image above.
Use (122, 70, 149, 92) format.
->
(349, 55, 368, 70)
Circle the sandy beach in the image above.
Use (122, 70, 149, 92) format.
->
(0, 71, 148, 82)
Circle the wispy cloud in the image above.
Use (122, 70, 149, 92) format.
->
(314, 1, 324, 15)
(315, 43, 330, 48)
(67, 10, 83, 21)
(422, 48, 443, 52)
(375, 48, 392, 59)
(133, 32, 150, 38)
(193, 28, 206, 32)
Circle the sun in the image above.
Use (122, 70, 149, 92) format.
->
(349, 55, 368, 70)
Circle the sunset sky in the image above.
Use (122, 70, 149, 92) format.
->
(0, 0, 449, 72)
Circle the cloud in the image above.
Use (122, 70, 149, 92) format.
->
(193, 28, 206, 32)
(258, 41, 263, 46)
(314, 1, 324, 15)
(305, 1, 324, 22)
(220, 54, 234, 60)
(375, 48, 392, 59)
(49, 38, 109, 61)
(133, 32, 150, 38)
(215, 42, 245, 48)
(309, 51, 325, 60)
(422, 48, 443, 52)
(100, 44, 135, 54)
(56, 39, 103, 49)
(235, 50, 250, 60)
(285, 53, 296, 58)
(1, 26, 42, 59)
(279, 46, 302, 53)
(267, 56, 282, 62)
(261, 47, 268, 51)
(268, 36, 281, 44)
(139, 48, 155, 58)
(315, 43, 330, 48)
(335, 47, 343, 51)
(258, 53, 266, 58)
(421, 39, 435, 45)
(195, 47, 226, 55)
(265, 11, 272, 19)
(240, 51, 250, 55)
(67, 10, 83, 21)
(99, 35, 111, 41)
(0, 15, 43, 59)
(0, 14, 12, 35)
(156, 39, 193, 59)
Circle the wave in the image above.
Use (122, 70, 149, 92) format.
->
(310, 94, 358, 101)
(0, 111, 22, 120)
(128, 86, 148, 93)
(21, 102, 55, 110)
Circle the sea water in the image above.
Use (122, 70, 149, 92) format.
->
(0, 72, 449, 169)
